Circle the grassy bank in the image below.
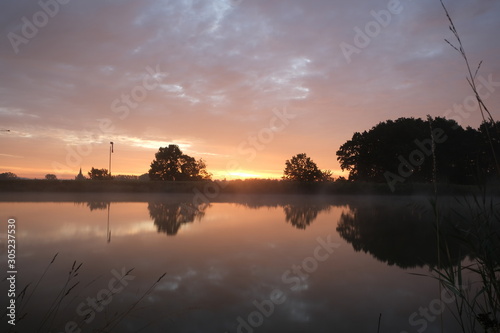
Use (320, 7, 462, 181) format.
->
(0, 179, 496, 196)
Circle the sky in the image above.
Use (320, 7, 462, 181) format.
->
(1, 0, 500, 180)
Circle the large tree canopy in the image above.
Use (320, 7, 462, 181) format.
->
(336, 117, 500, 184)
(0, 172, 18, 180)
(88, 168, 111, 180)
(149, 145, 211, 181)
(283, 153, 324, 182)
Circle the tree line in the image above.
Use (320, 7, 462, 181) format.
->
(84, 145, 333, 182)
(2, 116, 498, 184)
(337, 117, 500, 185)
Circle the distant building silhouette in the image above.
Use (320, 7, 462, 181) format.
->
(75, 168, 86, 180)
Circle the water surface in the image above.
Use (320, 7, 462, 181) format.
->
(0, 194, 466, 333)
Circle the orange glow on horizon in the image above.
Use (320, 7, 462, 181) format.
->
(1, 165, 348, 181)
(0, 136, 347, 181)
(212, 170, 282, 180)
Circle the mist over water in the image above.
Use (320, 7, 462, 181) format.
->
(1, 194, 476, 332)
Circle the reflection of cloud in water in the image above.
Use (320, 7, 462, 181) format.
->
(24, 220, 157, 242)
(287, 300, 311, 323)
(156, 268, 198, 291)
(155, 266, 232, 294)
(157, 279, 181, 291)
(207, 266, 226, 281)
(114, 221, 157, 235)
(290, 277, 309, 292)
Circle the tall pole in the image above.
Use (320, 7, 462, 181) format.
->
(109, 142, 114, 177)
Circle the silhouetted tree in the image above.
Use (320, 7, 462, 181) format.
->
(321, 169, 334, 182)
(113, 175, 139, 181)
(477, 121, 500, 178)
(0, 172, 18, 180)
(138, 173, 149, 181)
(148, 145, 211, 181)
(45, 174, 57, 180)
(283, 153, 323, 182)
(88, 168, 111, 180)
(336, 117, 494, 184)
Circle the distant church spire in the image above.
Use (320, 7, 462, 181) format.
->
(75, 167, 86, 180)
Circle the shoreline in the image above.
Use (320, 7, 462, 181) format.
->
(0, 179, 497, 199)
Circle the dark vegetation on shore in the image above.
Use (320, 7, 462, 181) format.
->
(0, 178, 498, 196)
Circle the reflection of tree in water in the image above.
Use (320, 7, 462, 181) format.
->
(336, 200, 468, 269)
(87, 201, 109, 211)
(228, 196, 334, 230)
(148, 201, 209, 236)
(283, 204, 331, 230)
(74, 201, 109, 211)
